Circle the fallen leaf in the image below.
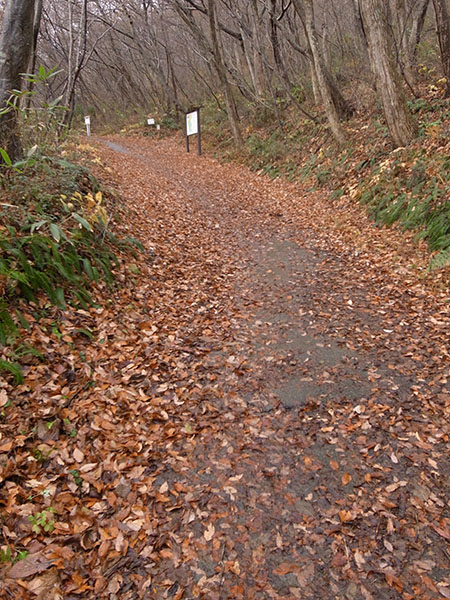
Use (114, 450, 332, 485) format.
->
(342, 472, 352, 485)
(8, 553, 53, 579)
(0, 389, 8, 407)
(204, 523, 215, 541)
(73, 447, 84, 463)
(339, 510, 354, 522)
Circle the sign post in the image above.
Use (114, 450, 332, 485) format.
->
(84, 115, 91, 137)
(185, 108, 201, 156)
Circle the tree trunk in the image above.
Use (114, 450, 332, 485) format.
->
(64, 0, 88, 128)
(406, 0, 430, 84)
(269, 0, 318, 122)
(359, 0, 418, 146)
(0, 0, 36, 161)
(395, 0, 430, 86)
(293, 0, 347, 144)
(207, 0, 243, 146)
(432, 0, 450, 97)
(351, 0, 369, 50)
(310, 61, 321, 103)
(25, 0, 43, 108)
(409, 0, 430, 54)
(240, 24, 261, 98)
(250, 9, 265, 98)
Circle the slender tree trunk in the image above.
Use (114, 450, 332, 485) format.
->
(406, 0, 430, 84)
(409, 0, 430, 55)
(240, 24, 261, 98)
(359, 0, 417, 146)
(395, 0, 430, 86)
(351, 0, 368, 49)
(310, 61, 321, 103)
(394, 0, 414, 82)
(25, 0, 43, 109)
(250, 11, 265, 97)
(432, 0, 450, 97)
(64, 0, 74, 112)
(293, 0, 346, 144)
(207, 0, 243, 146)
(269, 0, 318, 122)
(67, 0, 88, 127)
(250, 0, 285, 133)
(0, 0, 36, 161)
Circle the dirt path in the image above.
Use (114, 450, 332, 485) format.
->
(3, 135, 447, 599)
(89, 135, 448, 600)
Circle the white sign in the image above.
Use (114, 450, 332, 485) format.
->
(147, 118, 155, 125)
(186, 110, 198, 136)
(84, 115, 91, 136)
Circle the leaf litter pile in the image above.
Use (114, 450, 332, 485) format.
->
(1, 135, 449, 599)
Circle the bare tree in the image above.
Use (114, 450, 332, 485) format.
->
(390, 0, 430, 86)
(207, 0, 243, 145)
(432, 0, 450, 97)
(0, 0, 37, 160)
(359, 0, 418, 146)
(292, 0, 347, 144)
(21, 0, 446, 150)
(25, 0, 44, 105)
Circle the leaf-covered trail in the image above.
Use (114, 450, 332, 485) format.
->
(92, 135, 449, 600)
(3, 135, 449, 599)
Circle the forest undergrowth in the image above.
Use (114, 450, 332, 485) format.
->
(0, 145, 142, 382)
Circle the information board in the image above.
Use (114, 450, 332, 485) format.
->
(186, 110, 199, 136)
(185, 108, 201, 155)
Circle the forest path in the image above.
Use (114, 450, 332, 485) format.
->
(90, 135, 448, 600)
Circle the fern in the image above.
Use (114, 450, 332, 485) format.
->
(0, 359, 24, 384)
(0, 300, 18, 346)
(428, 247, 450, 271)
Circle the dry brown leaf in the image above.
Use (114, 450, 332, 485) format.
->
(341, 472, 352, 485)
(204, 523, 215, 541)
(8, 553, 53, 579)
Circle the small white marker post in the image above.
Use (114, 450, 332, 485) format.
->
(84, 115, 91, 136)
(156, 124, 161, 131)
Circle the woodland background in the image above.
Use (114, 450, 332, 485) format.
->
(17, 0, 450, 143)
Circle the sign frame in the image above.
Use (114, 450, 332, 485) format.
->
(185, 108, 202, 156)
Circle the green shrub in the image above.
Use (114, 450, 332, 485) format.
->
(0, 154, 130, 382)
(360, 152, 450, 268)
